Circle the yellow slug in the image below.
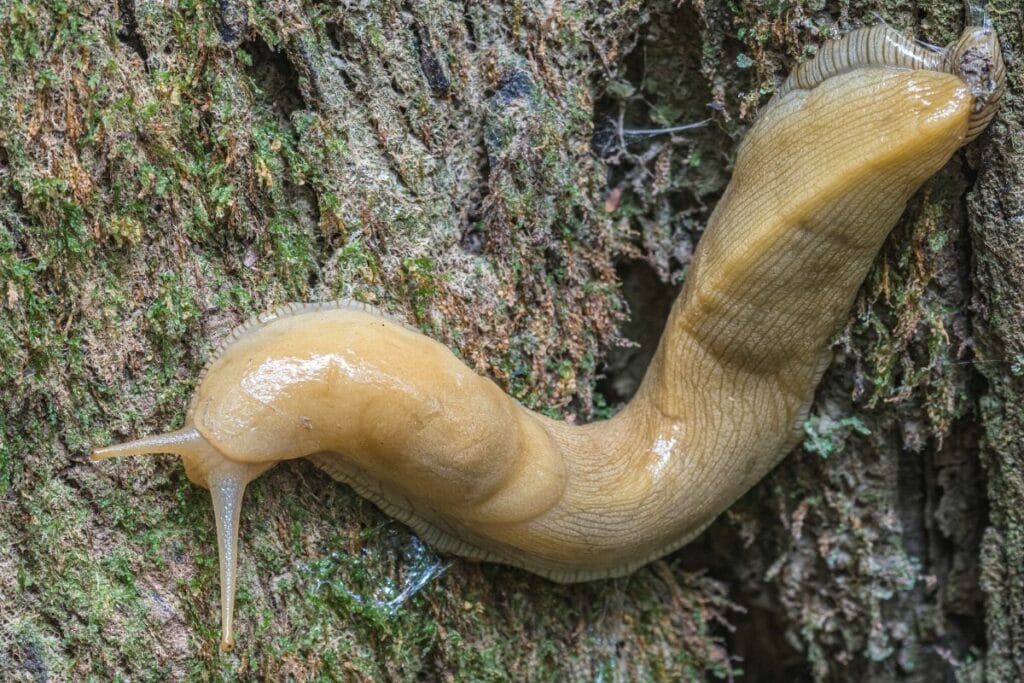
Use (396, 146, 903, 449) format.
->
(93, 24, 1004, 652)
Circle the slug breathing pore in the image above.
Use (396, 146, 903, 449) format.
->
(92, 23, 1004, 652)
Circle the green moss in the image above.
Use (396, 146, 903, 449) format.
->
(802, 414, 872, 458)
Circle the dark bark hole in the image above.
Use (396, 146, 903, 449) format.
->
(489, 68, 533, 105)
(894, 411, 988, 672)
(240, 35, 304, 120)
(325, 23, 361, 95)
(460, 0, 478, 52)
(460, 146, 491, 254)
(460, 222, 486, 254)
(406, 10, 450, 96)
(116, 0, 148, 70)
(731, 605, 812, 682)
(595, 259, 677, 404)
(237, 34, 321, 263)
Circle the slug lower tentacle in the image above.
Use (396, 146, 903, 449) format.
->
(92, 24, 1004, 652)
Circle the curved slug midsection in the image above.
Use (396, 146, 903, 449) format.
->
(191, 307, 569, 523)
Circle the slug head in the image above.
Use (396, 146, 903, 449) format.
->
(92, 426, 274, 652)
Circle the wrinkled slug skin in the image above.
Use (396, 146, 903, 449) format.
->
(92, 25, 1002, 651)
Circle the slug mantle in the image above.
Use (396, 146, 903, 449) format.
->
(92, 24, 1005, 652)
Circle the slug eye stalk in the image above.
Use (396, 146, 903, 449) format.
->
(90, 427, 204, 462)
(92, 428, 272, 652)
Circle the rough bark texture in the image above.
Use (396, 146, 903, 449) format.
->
(0, 0, 1020, 680)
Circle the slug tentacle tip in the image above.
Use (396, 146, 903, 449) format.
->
(208, 468, 248, 653)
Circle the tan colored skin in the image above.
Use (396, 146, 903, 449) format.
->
(93, 25, 1004, 652)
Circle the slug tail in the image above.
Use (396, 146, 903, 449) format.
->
(209, 469, 247, 652)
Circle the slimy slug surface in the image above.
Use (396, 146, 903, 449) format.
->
(92, 24, 1005, 652)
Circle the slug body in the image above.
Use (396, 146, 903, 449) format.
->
(93, 25, 1004, 651)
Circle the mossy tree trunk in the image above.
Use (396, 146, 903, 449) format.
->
(1, 0, 1021, 680)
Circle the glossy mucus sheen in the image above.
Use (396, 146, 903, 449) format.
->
(92, 25, 1004, 652)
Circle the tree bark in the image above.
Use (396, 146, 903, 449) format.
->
(0, 0, 1020, 680)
